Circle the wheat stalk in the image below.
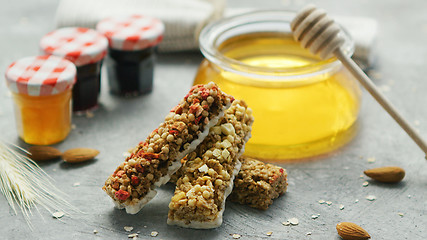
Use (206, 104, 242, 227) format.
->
(0, 141, 78, 229)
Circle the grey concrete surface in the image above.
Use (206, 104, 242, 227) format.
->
(0, 0, 426, 239)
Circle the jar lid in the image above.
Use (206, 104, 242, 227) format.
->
(5, 55, 76, 96)
(96, 15, 164, 51)
(40, 27, 108, 66)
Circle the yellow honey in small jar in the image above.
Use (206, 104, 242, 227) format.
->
(194, 11, 361, 160)
(5, 55, 76, 145)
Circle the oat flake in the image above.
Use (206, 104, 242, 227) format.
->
(232, 233, 241, 239)
(355, 199, 359, 203)
(128, 233, 138, 238)
(362, 181, 369, 187)
(306, 232, 312, 235)
(52, 211, 64, 219)
(282, 221, 290, 226)
(93, 230, 98, 234)
(366, 195, 376, 201)
(318, 200, 325, 204)
(266, 231, 273, 236)
(398, 212, 404, 217)
(124, 226, 134, 232)
(151, 231, 158, 237)
(326, 201, 332, 206)
(73, 182, 80, 187)
(367, 157, 376, 163)
(311, 215, 318, 219)
(289, 218, 299, 225)
(339, 204, 345, 210)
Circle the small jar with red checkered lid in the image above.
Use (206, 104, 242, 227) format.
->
(5, 55, 76, 145)
(40, 27, 108, 112)
(96, 15, 164, 96)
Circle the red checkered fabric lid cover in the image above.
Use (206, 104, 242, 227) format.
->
(5, 55, 76, 96)
(40, 27, 108, 66)
(96, 15, 164, 51)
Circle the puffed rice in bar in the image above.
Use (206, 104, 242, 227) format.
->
(167, 100, 254, 229)
(228, 157, 287, 210)
(103, 82, 234, 214)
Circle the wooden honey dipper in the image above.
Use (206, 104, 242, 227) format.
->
(291, 5, 427, 159)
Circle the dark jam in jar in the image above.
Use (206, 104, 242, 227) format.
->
(107, 48, 155, 96)
(73, 61, 102, 111)
(97, 15, 164, 96)
(40, 27, 108, 112)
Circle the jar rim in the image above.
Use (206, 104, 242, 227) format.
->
(198, 10, 354, 81)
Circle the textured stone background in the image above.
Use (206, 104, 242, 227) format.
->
(0, 0, 426, 239)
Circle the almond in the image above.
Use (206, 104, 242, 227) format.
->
(364, 166, 405, 183)
(336, 222, 370, 240)
(28, 146, 62, 161)
(62, 148, 99, 163)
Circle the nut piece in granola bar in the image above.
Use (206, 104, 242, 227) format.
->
(103, 82, 234, 214)
(167, 100, 254, 229)
(228, 157, 287, 210)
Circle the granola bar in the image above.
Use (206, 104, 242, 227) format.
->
(167, 100, 254, 229)
(103, 82, 234, 214)
(170, 158, 287, 210)
(228, 157, 287, 210)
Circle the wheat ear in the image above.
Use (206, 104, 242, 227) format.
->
(0, 141, 78, 229)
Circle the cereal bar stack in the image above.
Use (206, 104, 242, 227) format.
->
(103, 83, 234, 214)
(167, 100, 254, 228)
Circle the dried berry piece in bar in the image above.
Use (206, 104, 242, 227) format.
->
(103, 82, 234, 214)
(167, 100, 254, 229)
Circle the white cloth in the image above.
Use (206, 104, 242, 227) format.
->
(55, 0, 377, 66)
(55, 0, 226, 52)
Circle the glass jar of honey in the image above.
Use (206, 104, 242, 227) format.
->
(5, 55, 76, 145)
(194, 11, 361, 160)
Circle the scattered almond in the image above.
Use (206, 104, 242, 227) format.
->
(364, 166, 405, 183)
(336, 222, 370, 240)
(62, 148, 99, 163)
(28, 146, 62, 161)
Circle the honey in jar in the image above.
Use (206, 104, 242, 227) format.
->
(194, 11, 361, 160)
(5, 55, 76, 145)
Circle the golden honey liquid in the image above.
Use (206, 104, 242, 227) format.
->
(13, 90, 72, 145)
(195, 33, 361, 160)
